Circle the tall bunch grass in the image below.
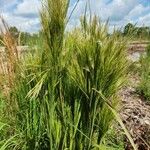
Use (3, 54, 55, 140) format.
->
(0, 0, 130, 149)
(138, 45, 150, 100)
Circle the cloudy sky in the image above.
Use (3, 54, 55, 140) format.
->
(0, 0, 150, 33)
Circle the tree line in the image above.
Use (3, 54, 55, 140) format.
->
(0, 26, 40, 46)
(121, 23, 150, 40)
(0, 23, 150, 46)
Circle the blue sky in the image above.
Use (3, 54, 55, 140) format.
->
(0, 0, 150, 33)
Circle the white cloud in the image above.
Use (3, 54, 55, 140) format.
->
(67, 0, 150, 31)
(127, 4, 146, 19)
(0, 0, 41, 33)
(14, 0, 41, 18)
(106, 0, 138, 21)
(138, 13, 150, 26)
(1, 0, 150, 32)
(68, 0, 139, 21)
(2, 12, 40, 33)
(0, 0, 18, 13)
(0, 0, 18, 7)
(124, 4, 150, 26)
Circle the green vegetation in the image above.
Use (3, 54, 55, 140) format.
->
(123, 23, 150, 40)
(0, 26, 39, 46)
(138, 45, 150, 100)
(0, 0, 139, 149)
(1, 20, 150, 47)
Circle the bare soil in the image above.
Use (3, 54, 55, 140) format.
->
(120, 73, 150, 150)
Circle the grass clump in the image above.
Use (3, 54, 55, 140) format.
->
(0, 0, 130, 149)
(138, 45, 150, 101)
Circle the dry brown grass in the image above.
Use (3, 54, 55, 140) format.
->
(0, 17, 19, 88)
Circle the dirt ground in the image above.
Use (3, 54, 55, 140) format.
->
(120, 73, 150, 150)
